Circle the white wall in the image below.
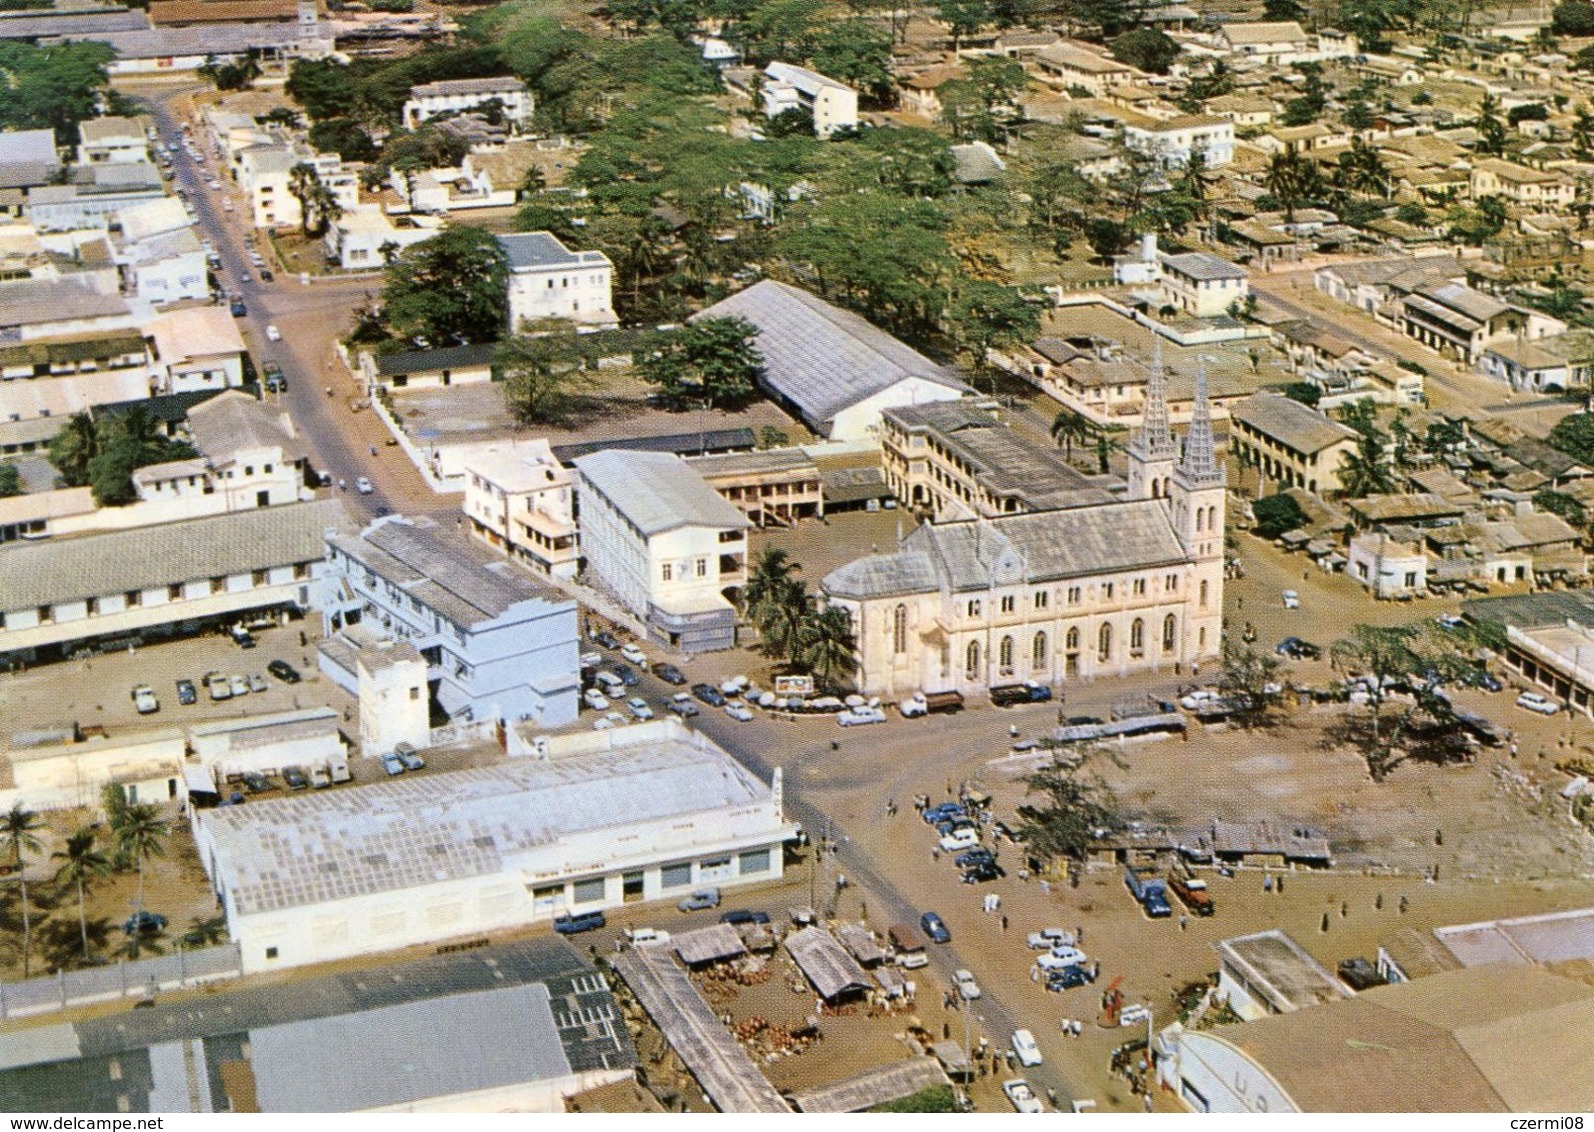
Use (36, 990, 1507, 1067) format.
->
(826, 377, 966, 442)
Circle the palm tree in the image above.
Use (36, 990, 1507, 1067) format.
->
(1334, 137, 1390, 200)
(2, 803, 45, 978)
(181, 914, 228, 948)
(797, 604, 859, 692)
(288, 162, 322, 237)
(743, 546, 799, 622)
(308, 179, 343, 237)
(53, 827, 110, 961)
(1050, 408, 1095, 462)
(1337, 429, 1397, 498)
(111, 803, 169, 914)
(760, 582, 814, 665)
(1264, 148, 1322, 223)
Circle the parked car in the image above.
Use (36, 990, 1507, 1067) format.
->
(123, 911, 167, 937)
(724, 702, 754, 722)
(678, 888, 721, 912)
(719, 909, 771, 926)
(1477, 670, 1503, 692)
(131, 685, 159, 714)
(553, 910, 606, 935)
(838, 706, 887, 726)
(309, 765, 332, 789)
(1282, 589, 1300, 609)
(229, 299, 247, 317)
(1003, 1079, 1044, 1114)
(247, 673, 268, 693)
(1516, 690, 1560, 715)
(265, 324, 281, 341)
(355, 476, 373, 494)
(1338, 956, 1387, 990)
(923, 802, 967, 825)
(692, 683, 727, 706)
(1036, 946, 1089, 971)
(961, 861, 1004, 884)
(283, 766, 310, 789)
(609, 663, 640, 687)
(955, 847, 996, 869)
(206, 672, 231, 701)
(1046, 964, 1097, 991)
(243, 772, 271, 793)
(175, 678, 197, 706)
(1011, 1029, 1043, 1067)
(953, 968, 982, 1001)
(229, 625, 255, 648)
(267, 659, 301, 683)
(626, 696, 654, 721)
(395, 744, 424, 771)
(584, 688, 611, 711)
(591, 629, 621, 650)
(1027, 928, 1075, 951)
(653, 662, 687, 685)
(381, 753, 405, 776)
(940, 827, 980, 852)
(666, 694, 700, 718)
(919, 911, 951, 943)
(1275, 637, 1321, 660)
(720, 675, 749, 697)
(259, 269, 273, 282)
(625, 927, 671, 946)
(1179, 689, 1222, 711)
(228, 674, 249, 697)
(621, 642, 648, 665)
(990, 681, 1052, 707)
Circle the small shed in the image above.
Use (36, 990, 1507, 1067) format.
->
(672, 924, 747, 967)
(930, 1040, 974, 1080)
(873, 966, 909, 999)
(836, 922, 888, 967)
(784, 926, 872, 1003)
(790, 1057, 951, 1112)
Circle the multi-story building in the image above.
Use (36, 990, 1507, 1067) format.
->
(145, 306, 247, 394)
(1123, 114, 1234, 169)
(690, 448, 824, 528)
(1216, 20, 1311, 64)
(1401, 281, 1564, 364)
(463, 438, 580, 579)
(881, 400, 1115, 521)
(499, 231, 617, 332)
(1159, 251, 1249, 317)
(402, 77, 534, 132)
(574, 450, 751, 652)
(824, 360, 1227, 697)
(320, 515, 580, 726)
(76, 116, 150, 165)
(1470, 159, 1574, 210)
(1227, 391, 1359, 496)
(761, 62, 859, 138)
(237, 145, 357, 232)
(1034, 41, 1138, 95)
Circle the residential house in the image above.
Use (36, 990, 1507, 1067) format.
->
(1208, 94, 1276, 128)
(365, 342, 496, 391)
(1348, 531, 1429, 598)
(499, 231, 617, 332)
(1123, 114, 1235, 168)
(463, 438, 580, 579)
(1034, 41, 1138, 95)
(897, 64, 962, 120)
(1479, 329, 1594, 392)
(1228, 391, 1359, 496)
(1216, 21, 1311, 65)
(402, 77, 534, 132)
(0, 276, 135, 342)
(1158, 251, 1249, 317)
(24, 162, 165, 231)
(1469, 158, 1574, 209)
(76, 116, 150, 165)
(691, 280, 970, 441)
(320, 515, 581, 725)
(145, 306, 247, 394)
(574, 449, 751, 652)
(761, 62, 859, 138)
(1401, 281, 1565, 364)
(1253, 122, 1347, 155)
(322, 204, 441, 270)
(113, 197, 207, 304)
(1315, 254, 1467, 322)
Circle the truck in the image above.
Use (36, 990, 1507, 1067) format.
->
(1167, 874, 1213, 916)
(888, 923, 930, 969)
(1124, 864, 1172, 917)
(898, 690, 966, 717)
(328, 752, 351, 784)
(989, 681, 1052, 707)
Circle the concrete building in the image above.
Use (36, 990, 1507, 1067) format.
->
(316, 633, 430, 757)
(693, 281, 970, 441)
(1122, 114, 1235, 169)
(322, 204, 441, 270)
(402, 77, 533, 132)
(0, 938, 636, 1113)
(0, 498, 347, 665)
(1315, 254, 1466, 320)
(145, 306, 247, 394)
(1227, 391, 1359, 496)
(1401, 282, 1564, 364)
(574, 449, 751, 652)
(1034, 41, 1137, 95)
(1470, 158, 1574, 210)
(761, 62, 859, 138)
(1214, 929, 1352, 1021)
(463, 438, 580, 579)
(193, 720, 794, 973)
(77, 116, 150, 165)
(1478, 329, 1594, 393)
(824, 361, 1226, 696)
(1158, 251, 1249, 317)
(113, 197, 207, 305)
(690, 447, 824, 528)
(499, 231, 617, 333)
(1216, 21, 1311, 64)
(237, 145, 356, 232)
(320, 516, 580, 726)
(24, 163, 165, 231)
(1347, 531, 1429, 598)
(364, 342, 495, 391)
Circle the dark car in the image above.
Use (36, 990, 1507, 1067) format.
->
(591, 629, 621, 650)
(960, 862, 1005, 884)
(1065, 715, 1105, 727)
(692, 683, 727, 706)
(242, 771, 271, 793)
(1338, 956, 1386, 990)
(1476, 670, 1503, 693)
(1046, 963, 1098, 991)
(267, 658, 301, 683)
(175, 678, 197, 706)
(923, 802, 967, 825)
(553, 910, 607, 935)
(719, 909, 771, 926)
(954, 847, 996, 869)
(990, 681, 1053, 707)
(1276, 637, 1322, 660)
(259, 269, 274, 282)
(122, 911, 167, 937)
(229, 299, 247, 317)
(609, 663, 640, 687)
(283, 766, 310, 790)
(920, 911, 951, 943)
(653, 662, 688, 685)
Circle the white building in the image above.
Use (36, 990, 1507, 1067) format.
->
(1348, 531, 1428, 599)
(237, 145, 357, 232)
(761, 62, 859, 139)
(1216, 21, 1311, 64)
(464, 438, 580, 579)
(402, 77, 534, 132)
(114, 197, 208, 304)
(498, 231, 617, 332)
(1123, 113, 1234, 168)
(322, 203, 441, 270)
(574, 449, 751, 652)
(77, 116, 150, 165)
(1159, 251, 1250, 317)
(194, 719, 795, 973)
(1034, 41, 1138, 95)
(145, 306, 247, 394)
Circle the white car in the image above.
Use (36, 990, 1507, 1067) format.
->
(620, 642, 648, 665)
(265, 324, 281, 341)
(721, 674, 749, 696)
(626, 696, 654, 721)
(228, 674, 249, 697)
(356, 477, 373, 494)
(725, 702, 754, 722)
(898, 692, 928, 718)
(131, 685, 159, 714)
(838, 706, 887, 727)
(1003, 1079, 1044, 1114)
(583, 688, 610, 711)
(1282, 589, 1300, 610)
(1011, 1029, 1043, 1067)
(207, 178, 220, 190)
(940, 827, 979, 852)
(953, 968, 982, 1001)
(1035, 946, 1089, 971)
(1179, 688, 1221, 711)
(1027, 928, 1076, 951)
(1516, 690, 1560, 715)
(626, 927, 671, 946)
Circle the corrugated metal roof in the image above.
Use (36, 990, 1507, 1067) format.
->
(1231, 392, 1358, 454)
(575, 449, 750, 536)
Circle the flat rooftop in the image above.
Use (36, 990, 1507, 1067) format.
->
(1218, 929, 1352, 1013)
(1435, 907, 1594, 968)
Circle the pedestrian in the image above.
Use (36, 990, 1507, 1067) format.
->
(1510, 741, 1519, 759)
(931, 847, 940, 861)
(1180, 914, 1188, 931)
(370, 445, 376, 457)
(1076, 924, 1084, 945)
(1276, 875, 1284, 896)
(1031, 965, 1039, 983)
(1263, 873, 1273, 893)
(1009, 723, 1019, 738)
(1001, 914, 1009, 932)
(1399, 895, 1409, 913)
(1040, 879, 1051, 897)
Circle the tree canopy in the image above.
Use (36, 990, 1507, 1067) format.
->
(0, 42, 117, 143)
(637, 316, 765, 410)
(382, 225, 510, 346)
(1014, 755, 1122, 863)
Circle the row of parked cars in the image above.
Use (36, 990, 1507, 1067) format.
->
(133, 659, 301, 714)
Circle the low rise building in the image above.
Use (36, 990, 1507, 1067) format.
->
(322, 204, 441, 270)
(320, 515, 580, 726)
(1216, 21, 1311, 64)
(317, 632, 431, 757)
(76, 116, 150, 165)
(574, 449, 751, 652)
(1214, 929, 1352, 1021)
(1228, 392, 1359, 496)
(1158, 251, 1249, 317)
(463, 438, 580, 579)
(690, 447, 824, 528)
(1348, 530, 1428, 598)
(1315, 254, 1466, 321)
(499, 231, 617, 333)
(145, 306, 247, 394)
(1401, 281, 1564, 364)
(363, 342, 495, 391)
(1123, 114, 1234, 168)
(402, 77, 534, 132)
(24, 163, 165, 231)
(1034, 41, 1137, 95)
(194, 720, 794, 973)
(761, 62, 859, 138)
(1469, 158, 1574, 210)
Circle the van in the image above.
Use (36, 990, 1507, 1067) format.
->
(328, 754, 351, 784)
(595, 670, 624, 694)
(309, 765, 331, 789)
(888, 923, 929, 969)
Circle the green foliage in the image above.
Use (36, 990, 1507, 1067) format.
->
(944, 280, 1040, 362)
(871, 1085, 960, 1113)
(1394, 201, 1429, 225)
(382, 225, 509, 346)
(1263, 0, 1305, 17)
(1014, 756, 1122, 863)
(1553, 0, 1594, 35)
(638, 316, 765, 410)
(1181, 59, 1233, 107)
(1281, 381, 1322, 408)
(308, 117, 377, 162)
(1474, 91, 1507, 156)
(48, 408, 197, 506)
(495, 320, 584, 425)
(811, 23, 893, 103)
(1548, 410, 1594, 466)
(0, 463, 20, 497)
(1111, 28, 1179, 74)
(1338, 427, 1395, 498)
(1446, 195, 1506, 245)
(939, 56, 1027, 142)
(199, 56, 259, 92)
(1264, 149, 1325, 222)
(1252, 492, 1309, 539)
(1508, 102, 1549, 125)
(1074, 0, 1141, 38)
(0, 41, 116, 143)
(1217, 640, 1286, 727)
(931, 0, 991, 50)
(1536, 488, 1586, 528)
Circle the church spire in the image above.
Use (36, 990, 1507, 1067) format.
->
(1177, 357, 1224, 488)
(1132, 337, 1176, 461)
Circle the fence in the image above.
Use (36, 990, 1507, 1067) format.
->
(0, 942, 242, 1020)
